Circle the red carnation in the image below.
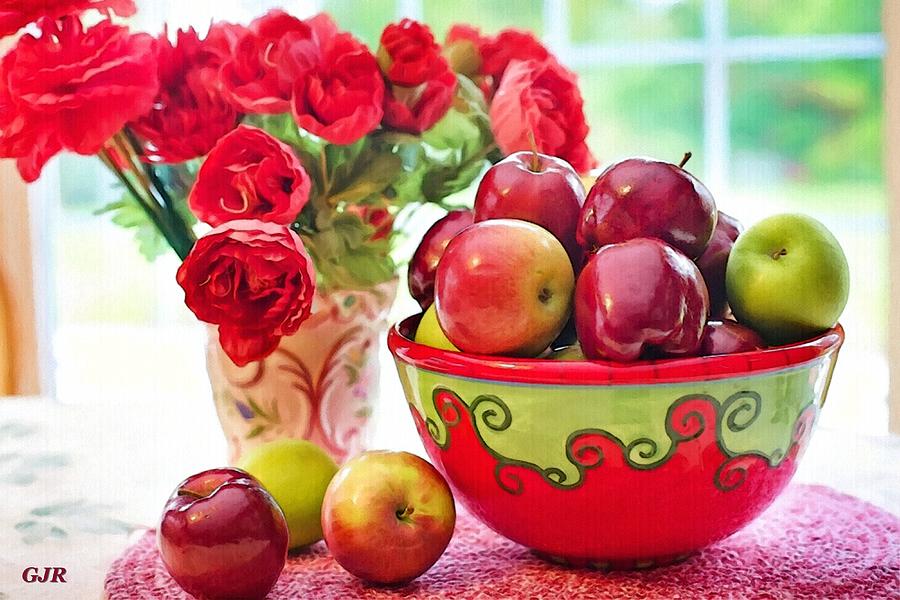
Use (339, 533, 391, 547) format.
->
(490, 58, 596, 174)
(0, 16, 158, 181)
(0, 0, 135, 37)
(292, 33, 384, 145)
(378, 19, 457, 134)
(188, 125, 310, 227)
(131, 24, 241, 164)
(177, 220, 316, 366)
(219, 10, 337, 114)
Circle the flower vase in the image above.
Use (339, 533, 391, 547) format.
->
(206, 280, 398, 464)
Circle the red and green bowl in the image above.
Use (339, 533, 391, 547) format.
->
(388, 316, 843, 569)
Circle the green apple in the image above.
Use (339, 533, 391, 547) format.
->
(725, 213, 849, 345)
(414, 304, 459, 351)
(237, 439, 337, 549)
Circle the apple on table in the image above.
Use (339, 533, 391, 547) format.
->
(321, 451, 456, 585)
(238, 438, 338, 550)
(158, 468, 289, 600)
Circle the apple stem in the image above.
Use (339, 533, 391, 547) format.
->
(527, 130, 541, 172)
(395, 506, 415, 521)
(678, 152, 692, 168)
(177, 489, 206, 500)
(772, 248, 788, 260)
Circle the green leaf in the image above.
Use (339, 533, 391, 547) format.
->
(422, 157, 489, 202)
(326, 138, 368, 185)
(95, 197, 169, 261)
(327, 152, 403, 205)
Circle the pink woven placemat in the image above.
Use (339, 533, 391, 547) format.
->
(105, 484, 899, 599)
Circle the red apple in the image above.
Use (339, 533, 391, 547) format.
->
(577, 155, 716, 259)
(321, 451, 455, 585)
(408, 209, 474, 309)
(435, 219, 575, 356)
(158, 468, 289, 600)
(700, 320, 765, 356)
(575, 238, 709, 361)
(474, 150, 586, 268)
(696, 211, 743, 317)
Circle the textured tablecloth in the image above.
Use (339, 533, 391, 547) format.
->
(105, 484, 899, 599)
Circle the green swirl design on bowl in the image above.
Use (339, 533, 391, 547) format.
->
(395, 356, 835, 488)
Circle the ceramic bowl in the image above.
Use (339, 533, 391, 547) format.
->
(388, 316, 843, 569)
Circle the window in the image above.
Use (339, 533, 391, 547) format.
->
(42, 0, 887, 434)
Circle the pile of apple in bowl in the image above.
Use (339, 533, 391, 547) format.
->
(389, 150, 848, 568)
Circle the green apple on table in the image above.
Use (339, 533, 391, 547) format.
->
(238, 439, 338, 549)
(726, 213, 850, 345)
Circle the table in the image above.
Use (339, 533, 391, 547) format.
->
(0, 395, 897, 600)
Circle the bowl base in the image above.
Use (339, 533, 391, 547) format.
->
(532, 550, 694, 571)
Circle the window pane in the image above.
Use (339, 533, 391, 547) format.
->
(569, 0, 703, 43)
(729, 59, 887, 432)
(423, 0, 544, 39)
(731, 60, 882, 184)
(728, 0, 882, 36)
(580, 65, 704, 172)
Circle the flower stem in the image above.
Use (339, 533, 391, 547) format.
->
(98, 147, 184, 258)
(116, 129, 196, 260)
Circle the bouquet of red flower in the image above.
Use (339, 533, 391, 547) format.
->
(0, 2, 594, 366)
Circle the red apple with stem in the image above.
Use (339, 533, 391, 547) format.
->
(408, 209, 474, 309)
(474, 149, 586, 269)
(435, 219, 575, 356)
(577, 153, 717, 259)
(700, 320, 765, 356)
(575, 237, 709, 361)
(321, 451, 456, 585)
(158, 468, 289, 600)
(696, 211, 743, 317)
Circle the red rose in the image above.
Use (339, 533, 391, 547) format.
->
(490, 58, 597, 174)
(177, 220, 316, 366)
(0, 0, 135, 37)
(219, 10, 336, 114)
(0, 16, 158, 181)
(131, 25, 241, 163)
(188, 125, 310, 227)
(479, 29, 550, 94)
(292, 32, 384, 145)
(378, 19, 457, 134)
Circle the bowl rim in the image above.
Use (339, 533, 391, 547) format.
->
(388, 315, 844, 385)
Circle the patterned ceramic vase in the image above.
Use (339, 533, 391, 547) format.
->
(389, 316, 844, 568)
(207, 280, 397, 464)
